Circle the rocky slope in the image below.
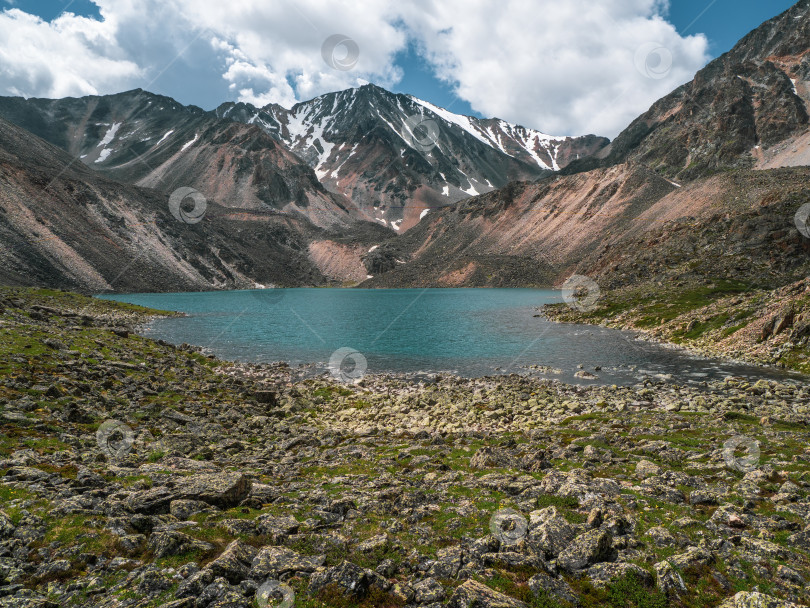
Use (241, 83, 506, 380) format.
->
(356, 2, 810, 289)
(0, 90, 360, 229)
(216, 85, 608, 231)
(359, 164, 676, 287)
(563, 0, 810, 181)
(360, 164, 810, 290)
(1, 288, 810, 608)
(0, 116, 389, 292)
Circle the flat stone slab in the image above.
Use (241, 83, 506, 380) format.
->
(126, 472, 251, 513)
(250, 546, 326, 579)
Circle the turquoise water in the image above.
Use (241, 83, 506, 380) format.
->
(101, 288, 802, 386)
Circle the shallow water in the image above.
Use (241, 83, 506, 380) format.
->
(101, 288, 804, 386)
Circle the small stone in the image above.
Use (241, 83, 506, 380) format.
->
(356, 533, 389, 553)
(413, 577, 446, 604)
(636, 460, 661, 479)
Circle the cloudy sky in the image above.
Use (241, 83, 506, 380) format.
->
(0, 0, 797, 137)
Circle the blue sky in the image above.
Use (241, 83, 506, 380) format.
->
(0, 0, 800, 136)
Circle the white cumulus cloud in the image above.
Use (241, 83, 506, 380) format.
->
(400, 0, 709, 136)
(0, 0, 711, 137)
(0, 8, 142, 99)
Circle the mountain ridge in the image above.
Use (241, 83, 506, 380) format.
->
(0, 84, 608, 233)
(0, 114, 390, 292)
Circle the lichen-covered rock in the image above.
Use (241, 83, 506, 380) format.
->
(0, 513, 16, 539)
(446, 579, 528, 608)
(586, 562, 654, 589)
(126, 473, 250, 514)
(529, 508, 576, 558)
(557, 529, 613, 573)
(635, 460, 661, 479)
(528, 572, 579, 606)
(308, 561, 370, 599)
(176, 568, 214, 599)
(249, 546, 325, 579)
(655, 560, 686, 595)
(413, 577, 446, 604)
(147, 531, 213, 558)
(355, 533, 389, 553)
(718, 591, 804, 608)
(169, 499, 218, 520)
(204, 540, 258, 584)
(470, 446, 516, 469)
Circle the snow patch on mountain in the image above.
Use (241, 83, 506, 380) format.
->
(97, 122, 121, 147)
(180, 134, 199, 152)
(156, 130, 174, 146)
(409, 96, 565, 171)
(95, 148, 113, 163)
(409, 97, 492, 147)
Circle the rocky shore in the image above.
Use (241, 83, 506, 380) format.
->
(1, 287, 810, 608)
(543, 278, 810, 376)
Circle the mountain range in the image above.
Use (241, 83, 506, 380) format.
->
(0, 0, 808, 294)
(0, 84, 606, 233)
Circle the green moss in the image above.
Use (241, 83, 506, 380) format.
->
(147, 450, 166, 462)
(575, 571, 666, 608)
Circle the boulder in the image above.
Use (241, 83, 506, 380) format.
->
(655, 560, 686, 595)
(412, 577, 446, 604)
(147, 531, 213, 558)
(528, 572, 579, 605)
(557, 529, 613, 573)
(127, 472, 250, 514)
(529, 509, 576, 558)
(446, 579, 528, 608)
(308, 561, 370, 599)
(204, 540, 258, 584)
(249, 546, 325, 579)
(635, 460, 661, 479)
(470, 446, 517, 469)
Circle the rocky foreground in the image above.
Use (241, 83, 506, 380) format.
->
(1, 288, 810, 608)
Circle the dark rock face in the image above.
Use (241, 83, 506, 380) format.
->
(361, 244, 405, 275)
